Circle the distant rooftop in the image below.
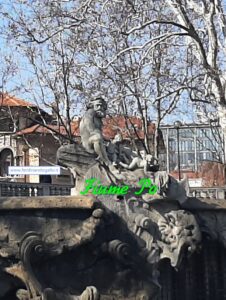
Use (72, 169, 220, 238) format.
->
(15, 115, 156, 139)
(15, 123, 80, 136)
(0, 93, 36, 107)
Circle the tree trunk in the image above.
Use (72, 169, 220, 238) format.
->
(218, 106, 226, 163)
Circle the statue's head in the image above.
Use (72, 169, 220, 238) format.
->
(146, 154, 153, 163)
(87, 97, 107, 118)
(140, 150, 146, 159)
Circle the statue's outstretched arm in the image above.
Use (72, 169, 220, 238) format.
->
(119, 157, 141, 170)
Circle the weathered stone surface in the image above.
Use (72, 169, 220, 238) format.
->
(1, 191, 226, 299)
(2, 96, 225, 299)
(0, 194, 203, 299)
(182, 196, 226, 210)
(57, 143, 97, 177)
(0, 195, 95, 210)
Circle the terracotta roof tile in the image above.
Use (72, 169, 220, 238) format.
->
(102, 116, 155, 139)
(15, 122, 80, 136)
(0, 93, 36, 107)
(15, 116, 156, 139)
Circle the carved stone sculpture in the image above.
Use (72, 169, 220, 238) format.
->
(0, 195, 203, 299)
(1, 97, 225, 299)
(57, 97, 169, 196)
(79, 97, 110, 166)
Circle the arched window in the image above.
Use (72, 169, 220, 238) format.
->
(0, 148, 14, 177)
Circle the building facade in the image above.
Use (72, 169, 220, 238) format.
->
(161, 124, 225, 186)
(0, 94, 164, 183)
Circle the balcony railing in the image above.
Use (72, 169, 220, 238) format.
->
(1, 180, 224, 200)
(189, 187, 226, 200)
(0, 181, 72, 197)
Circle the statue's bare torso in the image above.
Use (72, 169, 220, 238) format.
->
(79, 98, 110, 164)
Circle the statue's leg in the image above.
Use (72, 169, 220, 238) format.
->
(88, 135, 125, 179)
(94, 141, 110, 164)
(88, 134, 110, 165)
(121, 153, 131, 164)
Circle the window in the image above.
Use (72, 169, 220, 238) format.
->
(0, 148, 14, 176)
(0, 118, 14, 132)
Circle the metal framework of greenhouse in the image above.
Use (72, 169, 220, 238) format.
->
(160, 123, 225, 173)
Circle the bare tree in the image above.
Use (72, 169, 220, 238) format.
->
(2, 0, 225, 159)
(96, 0, 226, 153)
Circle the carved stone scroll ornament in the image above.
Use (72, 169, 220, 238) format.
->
(124, 200, 201, 268)
(42, 286, 100, 300)
(9, 203, 157, 299)
(16, 209, 105, 300)
(0, 194, 202, 299)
